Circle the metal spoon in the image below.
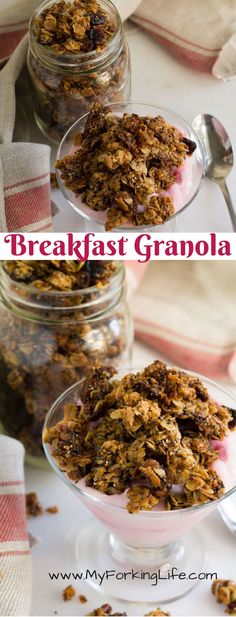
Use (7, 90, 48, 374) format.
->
(192, 113, 236, 231)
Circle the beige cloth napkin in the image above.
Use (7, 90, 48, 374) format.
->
(0, 436, 31, 616)
(129, 261, 236, 383)
(130, 0, 236, 79)
(0, 34, 52, 232)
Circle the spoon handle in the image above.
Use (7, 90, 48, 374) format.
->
(218, 180, 236, 232)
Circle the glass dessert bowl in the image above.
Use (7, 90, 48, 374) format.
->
(56, 101, 205, 233)
(43, 363, 236, 604)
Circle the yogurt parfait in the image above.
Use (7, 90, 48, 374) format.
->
(43, 362, 236, 602)
(55, 103, 204, 231)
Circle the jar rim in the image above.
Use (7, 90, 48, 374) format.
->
(29, 0, 122, 69)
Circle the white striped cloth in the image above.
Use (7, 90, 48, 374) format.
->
(0, 436, 31, 616)
(0, 35, 52, 233)
(127, 261, 236, 383)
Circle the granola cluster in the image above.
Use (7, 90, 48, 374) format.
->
(33, 0, 115, 54)
(0, 261, 128, 457)
(212, 580, 236, 615)
(44, 361, 234, 513)
(145, 612, 170, 617)
(56, 104, 197, 230)
(4, 259, 115, 291)
(26, 492, 43, 517)
(29, 1, 130, 141)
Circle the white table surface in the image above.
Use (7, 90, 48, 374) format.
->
(26, 339, 236, 617)
(47, 22, 236, 233)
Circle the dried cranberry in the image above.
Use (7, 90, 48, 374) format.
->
(228, 407, 236, 429)
(100, 604, 112, 615)
(182, 137, 197, 155)
(228, 602, 236, 611)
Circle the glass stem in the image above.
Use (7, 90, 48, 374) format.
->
(109, 534, 183, 568)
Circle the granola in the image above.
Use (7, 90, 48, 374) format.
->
(50, 172, 59, 188)
(26, 492, 59, 516)
(212, 580, 236, 615)
(145, 611, 170, 616)
(4, 259, 115, 291)
(63, 585, 76, 601)
(28, 0, 130, 141)
(26, 492, 43, 517)
(32, 0, 115, 54)
(46, 505, 59, 513)
(0, 260, 129, 457)
(86, 605, 126, 616)
(86, 606, 169, 616)
(56, 104, 197, 230)
(44, 361, 235, 513)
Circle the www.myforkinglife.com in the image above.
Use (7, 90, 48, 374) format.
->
(48, 568, 217, 587)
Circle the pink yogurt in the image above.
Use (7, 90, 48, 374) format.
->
(76, 430, 236, 548)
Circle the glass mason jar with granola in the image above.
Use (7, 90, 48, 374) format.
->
(27, 0, 131, 142)
(0, 260, 132, 463)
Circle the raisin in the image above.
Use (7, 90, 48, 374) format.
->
(87, 28, 104, 43)
(90, 14, 106, 26)
(182, 137, 197, 155)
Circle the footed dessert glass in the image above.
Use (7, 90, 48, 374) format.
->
(43, 370, 236, 604)
(56, 101, 205, 233)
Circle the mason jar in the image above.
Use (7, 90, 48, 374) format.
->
(0, 262, 132, 463)
(27, 0, 131, 142)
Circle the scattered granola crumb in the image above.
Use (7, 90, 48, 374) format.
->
(56, 103, 197, 230)
(79, 594, 88, 603)
(212, 579, 236, 615)
(44, 361, 234, 514)
(50, 172, 59, 188)
(63, 585, 76, 601)
(26, 493, 59, 516)
(145, 610, 171, 616)
(26, 492, 43, 517)
(86, 605, 126, 616)
(46, 506, 59, 514)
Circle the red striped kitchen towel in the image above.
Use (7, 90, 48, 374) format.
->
(127, 261, 236, 383)
(117, 0, 236, 79)
(0, 0, 40, 63)
(0, 34, 52, 233)
(0, 435, 31, 616)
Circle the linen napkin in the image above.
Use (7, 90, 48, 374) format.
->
(129, 0, 236, 79)
(128, 261, 236, 382)
(0, 34, 52, 233)
(0, 435, 31, 616)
